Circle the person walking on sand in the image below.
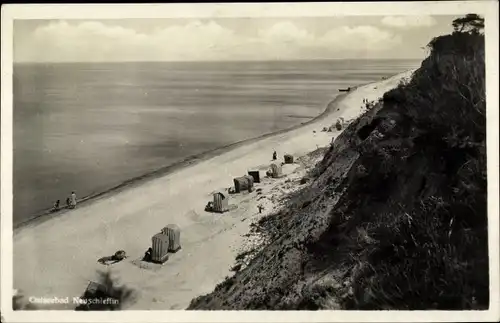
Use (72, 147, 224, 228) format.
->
(272, 151, 277, 161)
(69, 191, 77, 209)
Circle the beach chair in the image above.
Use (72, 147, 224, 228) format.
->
(162, 224, 181, 253)
(247, 170, 261, 183)
(212, 192, 229, 213)
(270, 163, 282, 178)
(233, 176, 250, 193)
(151, 232, 170, 264)
(243, 175, 255, 192)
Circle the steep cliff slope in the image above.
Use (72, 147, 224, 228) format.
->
(188, 25, 487, 310)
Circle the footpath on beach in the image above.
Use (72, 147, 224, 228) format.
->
(12, 70, 414, 310)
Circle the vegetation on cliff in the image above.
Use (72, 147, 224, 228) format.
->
(188, 14, 487, 310)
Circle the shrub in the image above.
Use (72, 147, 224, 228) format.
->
(345, 192, 488, 310)
(75, 270, 136, 311)
(12, 290, 37, 310)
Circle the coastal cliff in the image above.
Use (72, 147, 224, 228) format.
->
(188, 16, 488, 310)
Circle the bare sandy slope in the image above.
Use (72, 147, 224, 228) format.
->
(12, 71, 413, 310)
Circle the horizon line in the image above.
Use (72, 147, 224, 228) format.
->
(13, 58, 424, 64)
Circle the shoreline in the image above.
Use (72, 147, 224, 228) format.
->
(14, 91, 350, 231)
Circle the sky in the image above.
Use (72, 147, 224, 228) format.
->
(14, 15, 458, 63)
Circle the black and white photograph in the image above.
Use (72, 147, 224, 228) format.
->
(1, 2, 499, 322)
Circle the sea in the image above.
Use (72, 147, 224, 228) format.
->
(13, 59, 421, 226)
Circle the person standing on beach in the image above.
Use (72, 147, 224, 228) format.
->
(69, 191, 77, 209)
(273, 151, 277, 161)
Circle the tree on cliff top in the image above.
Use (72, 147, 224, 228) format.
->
(452, 14, 484, 34)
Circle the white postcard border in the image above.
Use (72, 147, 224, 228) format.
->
(1, 1, 499, 322)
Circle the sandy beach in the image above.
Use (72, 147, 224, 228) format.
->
(12, 70, 414, 310)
